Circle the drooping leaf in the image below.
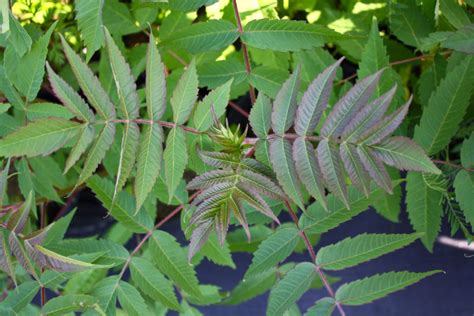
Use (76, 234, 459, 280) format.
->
(0, 118, 81, 158)
(146, 33, 166, 121)
(135, 124, 163, 212)
(242, 19, 340, 52)
(150, 230, 202, 298)
(340, 143, 371, 197)
(34, 244, 103, 272)
(269, 137, 304, 209)
(249, 93, 272, 139)
(171, 59, 198, 124)
(317, 139, 349, 209)
(4, 22, 56, 101)
(335, 270, 442, 305)
(46, 63, 95, 122)
(414, 55, 474, 155)
(406, 172, 443, 251)
(117, 281, 151, 316)
(321, 70, 383, 138)
(295, 58, 342, 136)
(162, 20, 239, 54)
(42, 294, 98, 315)
(75, 0, 104, 61)
(267, 262, 316, 316)
(77, 123, 115, 185)
(164, 127, 188, 200)
(271, 66, 301, 135)
(245, 226, 299, 278)
(316, 233, 421, 270)
(87, 175, 153, 233)
(61, 35, 115, 120)
(293, 137, 327, 210)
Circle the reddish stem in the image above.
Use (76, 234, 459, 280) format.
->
(229, 101, 250, 118)
(285, 200, 346, 316)
(432, 159, 473, 172)
(231, 0, 256, 105)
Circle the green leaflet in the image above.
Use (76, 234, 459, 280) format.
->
(77, 123, 115, 185)
(130, 257, 181, 311)
(64, 124, 95, 173)
(192, 79, 232, 132)
(300, 185, 381, 234)
(42, 294, 98, 315)
(0, 280, 39, 312)
(102, 0, 139, 36)
(162, 19, 239, 54)
(454, 171, 474, 227)
(271, 66, 301, 135)
(461, 133, 474, 168)
(117, 281, 151, 316)
(317, 139, 350, 209)
(304, 298, 335, 316)
(103, 27, 139, 119)
(171, 59, 198, 124)
(91, 276, 119, 314)
(113, 122, 140, 196)
(442, 24, 474, 54)
(200, 234, 236, 269)
(0, 159, 10, 207)
(75, 0, 104, 61)
(414, 56, 474, 155)
(267, 262, 316, 316)
(439, 0, 471, 30)
(135, 124, 164, 212)
(6, 11, 32, 56)
(406, 172, 443, 252)
(250, 66, 289, 98)
(0, 65, 26, 110)
(242, 19, 340, 52)
(25, 102, 74, 121)
(168, 0, 217, 12)
(61, 35, 115, 120)
(371, 137, 440, 174)
(293, 138, 328, 211)
(269, 137, 304, 209)
(245, 226, 299, 278)
(249, 93, 272, 139)
(0, 118, 81, 158)
(87, 175, 153, 233)
(335, 270, 442, 305)
(316, 233, 421, 270)
(390, 2, 434, 49)
(197, 59, 247, 89)
(224, 268, 277, 305)
(146, 33, 166, 121)
(164, 127, 188, 201)
(4, 22, 56, 101)
(150, 230, 202, 298)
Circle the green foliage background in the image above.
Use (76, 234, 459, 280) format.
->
(0, 0, 473, 315)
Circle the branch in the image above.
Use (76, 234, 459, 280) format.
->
(284, 201, 346, 316)
(432, 159, 473, 172)
(231, 0, 256, 105)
